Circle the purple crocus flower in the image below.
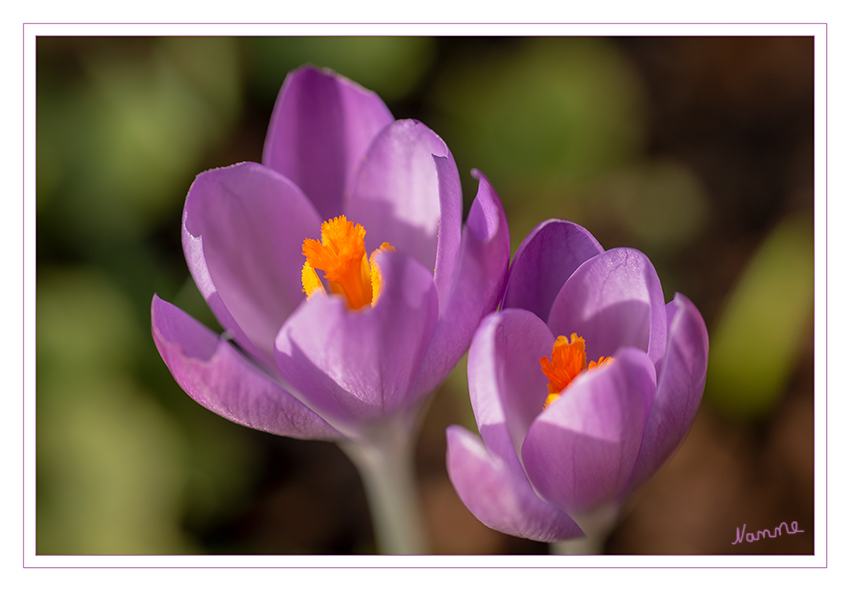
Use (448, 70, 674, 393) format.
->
(446, 219, 708, 543)
(151, 65, 510, 445)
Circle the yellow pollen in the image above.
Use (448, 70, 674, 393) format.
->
(301, 216, 395, 310)
(540, 333, 613, 410)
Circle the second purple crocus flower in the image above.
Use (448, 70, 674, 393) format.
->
(446, 219, 708, 544)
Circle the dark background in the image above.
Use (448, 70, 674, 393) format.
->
(36, 36, 814, 554)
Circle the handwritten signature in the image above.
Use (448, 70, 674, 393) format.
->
(731, 521, 805, 545)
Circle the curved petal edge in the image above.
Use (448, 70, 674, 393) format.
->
(626, 293, 709, 495)
(547, 247, 667, 373)
(411, 169, 511, 400)
(346, 119, 456, 277)
(152, 295, 341, 441)
(467, 309, 554, 470)
(262, 65, 394, 220)
(446, 425, 583, 543)
(182, 161, 321, 367)
(502, 218, 604, 321)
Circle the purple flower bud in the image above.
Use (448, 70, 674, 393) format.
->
(446, 219, 708, 542)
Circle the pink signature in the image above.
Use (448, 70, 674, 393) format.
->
(732, 521, 805, 545)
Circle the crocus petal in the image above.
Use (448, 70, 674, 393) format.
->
(431, 154, 463, 310)
(262, 65, 394, 220)
(411, 170, 511, 400)
(547, 248, 668, 373)
(501, 219, 604, 321)
(151, 295, 341, 440)
(183, 162, 321, 365)
(446, 425, 583, 543)
(626, 293, 709, 495)
(274, 251, 439, 428)
(346, 119, 460, 281)
(522, 347, 656, 514)
(466, 309, 554, 467)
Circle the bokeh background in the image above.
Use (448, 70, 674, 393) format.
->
(36, 36, 815, 555)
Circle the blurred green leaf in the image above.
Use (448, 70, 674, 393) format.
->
(37, 267, 265, 554)
(586, 159, 710, 254)
(85, 38, 240, 227)
(37, 268, 196, 553)
(705, 214, 814, 418)
(38, 377, 196, 554)
(431, 37, 647, 200)
(163, 37, 243, 118)
(250, 37, 436, 102)
(37, 37, 242, 242)
(37, 267, 140, 381)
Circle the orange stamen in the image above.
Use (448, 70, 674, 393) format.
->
(301, 216, 395, 310)
(539, 333, 613, 410)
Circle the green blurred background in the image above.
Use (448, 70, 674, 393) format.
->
(36, 36, 815, 555)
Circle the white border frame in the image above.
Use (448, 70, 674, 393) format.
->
(19, 22, 829, 575)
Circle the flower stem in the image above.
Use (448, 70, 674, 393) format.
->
(339, 422, 428, 555)
(550, 503, 619, 555)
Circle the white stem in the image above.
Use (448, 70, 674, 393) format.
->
(339, 422, 428, 555)
(550, 503, 620, 555)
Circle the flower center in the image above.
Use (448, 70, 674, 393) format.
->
(539, 333, 613, 409)
(301, 215, 395, 310)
